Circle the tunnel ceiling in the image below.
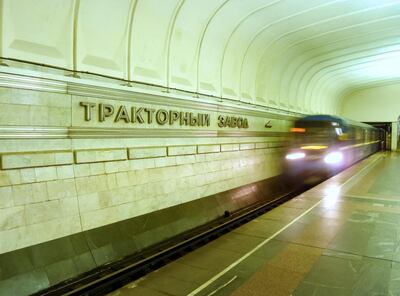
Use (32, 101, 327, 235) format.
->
(2, 0, 400, 115)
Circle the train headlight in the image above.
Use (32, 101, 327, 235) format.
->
(324, 151, 343, 164)
(285, 152, 306, 160)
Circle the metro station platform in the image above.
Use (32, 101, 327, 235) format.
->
(108, 151, 400, 296)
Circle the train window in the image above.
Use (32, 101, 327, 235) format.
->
(347, 127, 355, 139)
(355, 128, 362, 141)
(365, 129, 370, 142)
(335, 128, 343, 136)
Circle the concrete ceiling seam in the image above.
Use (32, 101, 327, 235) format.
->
(300, 41, 400, 107)
(287, 18, 400, 96)
(282, 14, 400, 56)
(308, 42, 400, 84)
(166, 0, 185, 90)
(274, 11, 398, 112)
(240, 0, 343, 106)
(132, 0, 175, 86)
(308, 46, 400, 104)
(195, 0, 230, 96)
(196, 0, 278, 99)
(257, 0, 400, 109)
(282, 22, 400, 105)
(310, 60, 400, 111)
(126, 0, 138, 83)
(277, 16, 400, 106)
(289, 38, 400, 110)
(72, 0, 80, 74)
(0, 0, 4, 63)
(262, 0, 399, 55)
(219, 0, 281, 100)
(338, 78, 400, 107)
(336, 79, 400, 114)
(167, 0, 226, 94)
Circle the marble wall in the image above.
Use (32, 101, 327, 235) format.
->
(0, 75, 292, 256)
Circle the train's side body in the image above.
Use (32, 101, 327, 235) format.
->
(283, 114, 384, 184)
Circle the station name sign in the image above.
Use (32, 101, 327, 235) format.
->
(79, 101, 249, 129)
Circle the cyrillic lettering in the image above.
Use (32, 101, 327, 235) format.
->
(144, 108, 155, 124)
(218, 115, 225, 127)
(99, 103, 114, 122)
(80, 102, 96, 121)
(203, 114, 210, 126)
(115, 105, 130, 123)
(156, 109, 168, 125)
(131, 107, 144, 124)
(243, 118, 249, 128)
(190, 113, 198, 126)
(237, 117, 243, 128)
(231, 117, 237, 128)
(169, 110, 180, 124)
(180, 112, 190, 125)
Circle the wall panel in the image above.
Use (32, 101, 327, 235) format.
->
(2, 0, 74, 69)
(76, 0, 131, 78)
(130, 0, 180, 85)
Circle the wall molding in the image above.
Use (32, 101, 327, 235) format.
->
(0, 68, 301, 120)
(0, 138, 289, 170)
(0, 126, 288, 139)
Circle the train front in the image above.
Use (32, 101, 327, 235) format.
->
(283, 115, 347, 184)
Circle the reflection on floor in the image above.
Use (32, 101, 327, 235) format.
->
(109, 152, 400, 296)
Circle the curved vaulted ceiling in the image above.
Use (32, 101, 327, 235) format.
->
(2, 0, 400, 115)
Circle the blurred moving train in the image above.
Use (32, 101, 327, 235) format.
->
(283, 114, 385, 184)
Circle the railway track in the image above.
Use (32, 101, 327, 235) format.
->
(34, 187, 304, 296)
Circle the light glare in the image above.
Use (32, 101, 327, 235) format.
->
(323, 184, 341, 208)
(290, 127, 306, 133)
(324, 151, 343, 164)
(300, 145, 327, 150)
(285, 152, 305, 160)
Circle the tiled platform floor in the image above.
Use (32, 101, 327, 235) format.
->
(109, 152, 400, 296)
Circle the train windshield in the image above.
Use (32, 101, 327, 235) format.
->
(291, 120, 342, 145)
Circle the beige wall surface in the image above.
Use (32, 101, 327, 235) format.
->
(341, 83, 400, 122)
(0, 73, 292, 255)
